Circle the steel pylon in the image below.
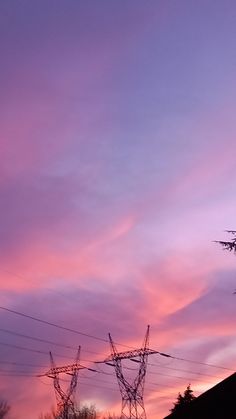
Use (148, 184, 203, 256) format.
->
(39, 347, 83, 419)
(101, 326, 158, 419)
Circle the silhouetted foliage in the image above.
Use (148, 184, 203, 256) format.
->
(78, 405, 97, 419)
(101, 415, 120, 419)
(170, 384, 195, 413)
(39, 405, 120, 419)
(0, 401, 10, 419)
(215, 230, 236, 253)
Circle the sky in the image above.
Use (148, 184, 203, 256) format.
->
(0, 0, 236, 418)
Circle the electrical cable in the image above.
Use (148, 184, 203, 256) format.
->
(0, 305, 234, 373)
(147, 362, 223, 379)
(0, 306, 109, 344)
(0, 340, 75, 359)
(0, 327, 78, 351)
(0, 360, 48, 368)
(0, 325, 229, 384)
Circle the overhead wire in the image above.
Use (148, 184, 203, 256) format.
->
(0, 368, 206, 400)
(0, 341, 98, 369)
(0, 362, 198, 396)
(164, 355, 235, 372)
(0, 305, 234, 374)
(0, 373, 35, 377)
(0, 361, 221, 394)
(0, 350, 217, 392)
(0, 327, 79, 351)
(0, 345, 217, 385)
(0, 324, 231, 387)
(0, 354, 218, 399)
(0, 370, 204, 401)
(0, 272, 231, 405)
(0, 360, 48, 368)
(0, 326, 100, 356)
(147, 362, 224, 379)
(125, 363, 222, 380)
(0, 340, 75, 359)
(0, 306, 110, 345)
(0, 367, 202, 398)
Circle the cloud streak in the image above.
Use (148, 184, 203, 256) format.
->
(1, 1, 236, 418)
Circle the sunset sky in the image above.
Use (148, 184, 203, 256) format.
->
(1, 1, 236, 418)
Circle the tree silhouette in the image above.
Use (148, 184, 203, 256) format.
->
(78, 405, 97, 419)
(215, 230, 236, 253)
(215, 230, 236, 294)
(170, 384, 195, 413)
(39, 405, 121, 419)
(0, 401, 10, 419)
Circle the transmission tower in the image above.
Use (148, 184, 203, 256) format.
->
(38, 347, 84, 419)
(97, 326, 158, 419)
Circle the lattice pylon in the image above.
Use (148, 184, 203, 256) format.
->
(48, 347, 81, 419)
(108, 326, 151, 419)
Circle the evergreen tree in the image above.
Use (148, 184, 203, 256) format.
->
(170, 384, 195, 413)
(215, 230, 236, 253)
(215, 230, 236, 294)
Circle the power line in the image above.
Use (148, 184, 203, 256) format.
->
(75, 371, 203, 395)
(147, 369, 218, 384)
(0, 306, 109, 344)
(78, 376, 195, 398)
(0, 372, 206, 401)
(0, 372, 204, 401)
(121, 364, 218, 385)
(0, 373, 35, 378)
(125, 363, 221, 380)
(0, 361, 48, 368)
(0, 349, 223, 391)
(0, 341, 99, 369)
(0, 325, 230, 381)
(0, 341, 75, 359)
(78, 381, 118, 392)
(0, 306, 131, 348)
(0, 275, 212, 396)
(0, 327, 78, 351)
(0, 359, 219, 399)
(164, 356, 235, 372)
(0, 368, 205, 398)
(0, 326, 100, 357)
(120, 366, 216, 387)
(0, 305, 234, 373)
(0, 368, 35, 375)
(147, 362, 223, 379)
(74, 380, 201, 398)
(0, 354, 221, 386)
(0, 351, 210, 396)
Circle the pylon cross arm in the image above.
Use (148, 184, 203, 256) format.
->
(105, 348, 158, 362)
(38, 363, 85, 377)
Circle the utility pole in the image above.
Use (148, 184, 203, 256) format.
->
(97, 326, 159, 419)
(38, 347, 84, 419)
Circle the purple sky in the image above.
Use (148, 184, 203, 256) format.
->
(0, 1, 236, 418)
